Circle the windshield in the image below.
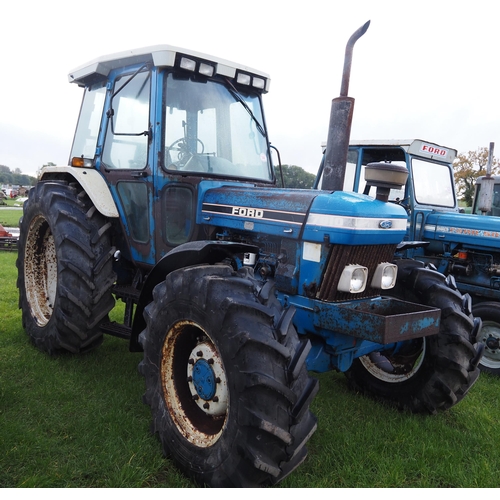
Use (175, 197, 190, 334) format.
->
(163, 74, 272, 181)
(412, 158, 455, 207)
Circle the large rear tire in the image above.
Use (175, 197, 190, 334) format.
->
(17, 181, 116, 354)
(345, 262, 482, 414)
(472, 302, 500, 375)
(139, 264, 318, 487)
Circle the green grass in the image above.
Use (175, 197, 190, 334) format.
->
(1, 250, 500, 487)
(0, 207, 23, 227)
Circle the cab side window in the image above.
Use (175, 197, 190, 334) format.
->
(102, 71, 151, 169)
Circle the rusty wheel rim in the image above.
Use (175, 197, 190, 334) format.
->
(359, 338, 426, 383)
(161, 320, 228, 448)
(24, 215, 57, 327)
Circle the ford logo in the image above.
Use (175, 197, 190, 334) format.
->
(379, 220, 393, 229)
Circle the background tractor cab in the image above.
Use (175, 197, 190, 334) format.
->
(473, 175, 500, 216)
(315, 139, 459, 244)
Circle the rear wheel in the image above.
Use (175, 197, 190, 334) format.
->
(472, 302, 500, 375)
(139, 264, 318, 487)
(345, 262, 482, 414)
(17, 181, 116, 354)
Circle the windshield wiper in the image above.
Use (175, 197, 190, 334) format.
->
(225, 78, 266, 138)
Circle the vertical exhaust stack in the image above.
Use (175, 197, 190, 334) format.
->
(321, 21, 370, 192)
(478, 142, 495, 215)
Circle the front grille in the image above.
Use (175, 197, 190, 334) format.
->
(317, 244, 397, 302)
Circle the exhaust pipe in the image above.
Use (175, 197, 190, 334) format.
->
(321, 20, 370, 192)
(477, 142, 495, 215)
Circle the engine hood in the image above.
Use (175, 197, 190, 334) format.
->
(424, 211, 500, 249)
(200, 185, 408, 245)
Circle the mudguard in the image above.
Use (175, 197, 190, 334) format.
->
(130, 240, 258, 351)
(40, 166, 119, 218)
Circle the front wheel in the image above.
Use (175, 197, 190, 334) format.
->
(472, 302, 500, 375)
(139, 264, 318, 487)
(345, 263, 482, 414)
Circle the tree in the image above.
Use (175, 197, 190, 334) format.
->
(0, 164, 38, 187)
(453, 147, 500, 206)
(275, 164, 316, 189)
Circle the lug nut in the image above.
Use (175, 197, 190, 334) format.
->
(197, 351, 203, 357)
(203, 402, 210, 409)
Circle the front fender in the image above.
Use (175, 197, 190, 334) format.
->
(130, 240, 258, 351)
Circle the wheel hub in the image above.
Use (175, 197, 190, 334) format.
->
(187, 342, 228, 417)
(476, 320, 500, 370)
(485, 336, 499, 351)
(191, 359, 216, 400)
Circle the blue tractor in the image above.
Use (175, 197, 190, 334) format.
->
(17, 24, 483, 487)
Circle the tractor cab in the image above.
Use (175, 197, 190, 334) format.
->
(66, 45, 274, 265)
(472, 175, 500, 216)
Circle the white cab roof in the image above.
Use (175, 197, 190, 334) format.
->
(68, 44, 270, 91)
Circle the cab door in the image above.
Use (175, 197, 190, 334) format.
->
(97, 66, 156, 266)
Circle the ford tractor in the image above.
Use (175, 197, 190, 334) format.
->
(17, 23, 483, 487)
(316, 138, 500, 375)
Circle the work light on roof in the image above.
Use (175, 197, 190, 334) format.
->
(236, 73, 251, 85)
(180, 57, 196, 72)
(199, 62, 214, 77)
(252, 77, 265, 89)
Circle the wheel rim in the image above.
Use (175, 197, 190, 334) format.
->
(359, 338, 426, 383)
(476, 320, 500, 369)
(24, 215, 57, 327)
(161, 320, 228, 447)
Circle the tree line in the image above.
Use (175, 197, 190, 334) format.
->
(275, 164, 316, 189)
(0, 165, 38, 187)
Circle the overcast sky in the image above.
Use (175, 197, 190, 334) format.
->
(1, 0, 498, 177)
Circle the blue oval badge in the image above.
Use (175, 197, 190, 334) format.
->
(379, 220, 393, 229)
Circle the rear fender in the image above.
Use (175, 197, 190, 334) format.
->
(130, 240, 259, 351)
(40, 166, 119, 218)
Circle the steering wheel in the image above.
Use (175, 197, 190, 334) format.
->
(166, 138, 205, 169)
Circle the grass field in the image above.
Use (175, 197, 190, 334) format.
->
(1, 249, 500, 488)
(0, 206, 23, 227)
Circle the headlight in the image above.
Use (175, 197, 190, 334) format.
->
(371, 263, 398, 289)
(338, 265, 368, 293)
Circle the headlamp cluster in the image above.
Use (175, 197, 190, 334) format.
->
(338, 263, 398, 294)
